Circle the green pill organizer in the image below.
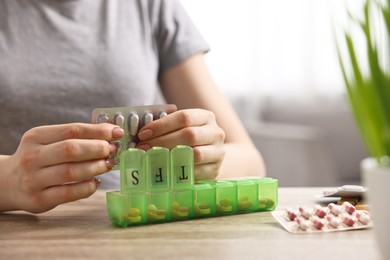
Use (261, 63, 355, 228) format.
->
(93, 105, 278, 227)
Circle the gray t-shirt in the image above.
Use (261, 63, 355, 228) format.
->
(0, 0, 208, 188)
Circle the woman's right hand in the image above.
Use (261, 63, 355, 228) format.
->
(0, 123, 124, 213)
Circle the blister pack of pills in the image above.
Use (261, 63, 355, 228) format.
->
(272, 202, 372, 233)
(91, 104, 177, 169)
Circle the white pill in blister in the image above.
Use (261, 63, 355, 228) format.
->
(97, 113, 109, 123)
(144, 112, 153, 125)
(159, 111, 167, 119)
(326, 215, 341, 228)
(114, 114, 124, 129)
(298, 206, 311, 219)
(295, 217, 310, 231)
(328, 203, 341, 216)
(286, 208, 297, 221)
(342, 201, 356, 215)
(314, 205, 327, 218)
(129, 114, 139, 136)
(355, 212, 370, 225)
(128, 141, 137, 148)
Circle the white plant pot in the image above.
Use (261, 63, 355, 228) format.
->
(361, 158, 390, 260)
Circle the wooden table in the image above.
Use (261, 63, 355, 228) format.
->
(0, 188, 382, 260)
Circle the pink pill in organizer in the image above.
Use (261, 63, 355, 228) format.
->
(327, 203, 342, 216)
(314, 205, 327, 218)
(355, 212, 370, 225)
(298, 206, 311, 219)
(342, 201, 356, 215)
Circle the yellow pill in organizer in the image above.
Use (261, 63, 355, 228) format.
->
(177, 207, 190, 217)
(172, 201, 180, 211)
(238, 200, 252, 210)
(128, 216, 142, 223)
(196, 204, 211, 215)
(258, 198, 275, 208)
(152, 209, 167, 220)
(129, 208, 140, 217)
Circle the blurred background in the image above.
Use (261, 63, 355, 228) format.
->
(180, 0, 369, 187)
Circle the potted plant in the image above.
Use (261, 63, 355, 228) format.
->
(338, 0, 390, 258)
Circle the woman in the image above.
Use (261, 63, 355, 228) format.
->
(0, 0, 264, 213)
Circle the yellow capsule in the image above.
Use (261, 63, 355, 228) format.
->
(148, 204, 157, 213)
(238, 200, 252, 210)
(220, 205, 232, 212)
(198, 204, 211, 215)
(129, 208, 140, 217)
(172, 201, 180, 211)
(128, 216, 142, 223)
(239, 194, 249, 201)
(258, 198, 275, 208)
(220, 199, 232, 207)
(177, 207, 190, 217)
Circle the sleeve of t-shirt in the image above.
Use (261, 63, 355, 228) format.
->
(153, 0, 210, 74)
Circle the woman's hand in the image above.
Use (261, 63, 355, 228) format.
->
(137, 109, 225, 180)
(0, 123, 124, 213)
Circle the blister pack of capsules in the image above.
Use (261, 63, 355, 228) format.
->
(272, 202, 372, 233)
(91, 104, 177, 169)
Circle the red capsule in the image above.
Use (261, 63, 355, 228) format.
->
(314, 205, 327, 218)
(326, 215, 341, 228)
(295, 217, 310, 231)
(342, 214, 355, 227)
(286, 208, 297, 221)
(356, 212, 370, 225)
(342, 201, 356, 215)
(312, 216, 325, 230)
(298, 206, 312, 219)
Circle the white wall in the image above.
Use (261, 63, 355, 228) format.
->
(180, 0, 366, 97)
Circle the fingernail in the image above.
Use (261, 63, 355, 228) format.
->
(136, 143, 151, 151)
(109, 143, 117, 156)
(112, 127, 125, 139)
(94, 178, 101, 188)
(106, 158, 117, 169)
(138, 129, 153, 141)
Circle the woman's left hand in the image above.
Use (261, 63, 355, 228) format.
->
(136, 109, 225, 180)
